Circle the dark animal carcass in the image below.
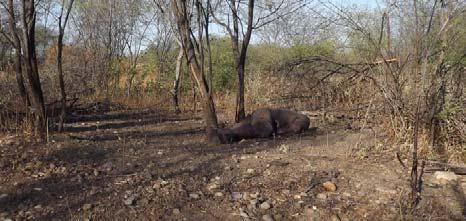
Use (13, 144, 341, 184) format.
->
(217, 108, 311, 143)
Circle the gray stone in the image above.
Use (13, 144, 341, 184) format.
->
(433, 171, 458, 185)
(316, 193, 327, 199)
(189, 193, 200, 199)
(173, 208, 181, 214)
(262, 214, 275, 221)
(124, 196, 136, 206)
(231, 192, 242, 201)
(260, 202, 271, 210)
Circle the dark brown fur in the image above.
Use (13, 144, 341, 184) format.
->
(217, 108, 310, 143)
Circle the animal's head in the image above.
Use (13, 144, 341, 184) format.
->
(216, 128, 239, 144)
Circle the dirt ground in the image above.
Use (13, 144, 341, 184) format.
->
(0, 106, 465, 221)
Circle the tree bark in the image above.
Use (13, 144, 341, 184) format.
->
(171, 0, 220, 143)
(57, 0, 74, 132)
(20, 0, 47, 139)
(173, 46, 184, 113)
(228, 0, 254, 123)
(6, 0, 29, 107)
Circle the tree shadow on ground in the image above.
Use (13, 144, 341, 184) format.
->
(1, 109, 337, 220)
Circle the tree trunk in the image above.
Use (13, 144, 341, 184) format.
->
(173, 46, 184, 113)
(171, 0, 220, 143)
(21, 0, 47, 139)
(6, 0, 29, 107)
(235, 64, 245, 122)
(57, 32, 67, 132)
(126, 70, 136, 97)
(231, 0, 254, 123)
(429, 0, 448, 152)
(14, 52, 29, 107)
(57, 0, 74, 132)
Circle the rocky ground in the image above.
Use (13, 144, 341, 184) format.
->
(0, 107, 465, 221)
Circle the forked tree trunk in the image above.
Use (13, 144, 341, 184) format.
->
(171, 0, 220, 143)
(21, 0, 47, 139)
(226, 0, 254, 123)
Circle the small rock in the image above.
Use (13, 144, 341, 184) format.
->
(330, 214, 341, 221)
(282, 189, 290, 195)
(153, 183, 161, 189)
(214, 192, 224, 197)
(93, 170, 99, 176)
(153, 179, 168, 189)
(248, 200, 258, 210)
(316, 193, 327, 199)
(296, 200, 305, 207)
(262, 214, 275, 221)
(260, 202, 271, 210)
(34, 205, 42, 210)
(246, 168, 255, 174)
(249, 192, 259, 198)
(231, 192, 242, 201)
(207, 183, 219, 191)
(279, 144, 289, 153)
(0, 194, 8, 200)
(242, 192, 251, 200)
(433, 171, 458, 185)
(293, 195, 301, 200)
(189, 193, 200, 199)
(82, 204, 92, 210)
(322, 182, 337, 192)
(124, 196, 136, 206)
(173, 208, 181, 214)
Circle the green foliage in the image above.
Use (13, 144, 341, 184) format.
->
(437, 101, 461, 121)
(288, 41, 336, 59)
(210, 37, 236, 90)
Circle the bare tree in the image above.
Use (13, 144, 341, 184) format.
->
(210, 0, 306, 122)
(0, 0, 29, 107)
(20, 0, 47, 138)
(171, 0, 220, 143)
(56, 0, 75, 132)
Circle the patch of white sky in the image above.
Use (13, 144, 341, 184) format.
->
(209, 0, 384, 44)
(35, 0, 386, 51)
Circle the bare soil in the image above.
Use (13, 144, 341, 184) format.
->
(1, 107, 465, 221)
